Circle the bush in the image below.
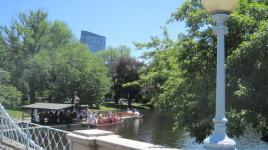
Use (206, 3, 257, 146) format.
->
(0, 85, 22, 107)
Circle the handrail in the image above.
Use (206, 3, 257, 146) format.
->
(0, 103, 71, 150)
(0, 104, 44, 150)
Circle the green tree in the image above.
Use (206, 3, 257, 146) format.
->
(113, 57, 143, 106)
(96, 46, 131, 102)
(0, 70, 22, 107)
(96, 45, 131, 66)
(0, 10, 73, 103)
(137, 0, 268, 143)
(27, 43, 111, 105)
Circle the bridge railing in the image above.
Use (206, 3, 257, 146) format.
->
(0, 104, 71, 150)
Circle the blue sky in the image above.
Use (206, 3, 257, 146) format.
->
(0, 0, 186, 57)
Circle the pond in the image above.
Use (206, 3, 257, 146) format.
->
(63, 110, 268, 149)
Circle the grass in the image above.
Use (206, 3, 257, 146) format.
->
(131, 103, 151, 110)
(103, 102, 151, 110)
(88, 102, 150, 113)
(90, 105, 118, 112)
(5, 108, 24, 120)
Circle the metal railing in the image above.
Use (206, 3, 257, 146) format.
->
(0, 104, 71, 150)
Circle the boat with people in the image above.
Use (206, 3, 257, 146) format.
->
(86, 111, 123, 127)
(21, 102, 88, 125)
(115, 109, 143, 119)
(21, 102, 143, 128)
(85, 109, 143, 127)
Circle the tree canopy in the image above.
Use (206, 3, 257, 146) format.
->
(0, 10, 111, 105)
(136, 0, 268, 143)
(96, 46, 143, 105)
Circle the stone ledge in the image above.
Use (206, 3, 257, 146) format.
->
(73, 129, 115, 137)
(67, 129, 179, 150)
(97, 135, 176, 150)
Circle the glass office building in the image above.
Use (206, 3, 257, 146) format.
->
(80, 31, 106, 52)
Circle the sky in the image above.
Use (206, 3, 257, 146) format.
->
(0, 0, 186, 57)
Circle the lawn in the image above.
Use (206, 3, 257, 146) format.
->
(89, 105, 118, 112)
(5, 108, 24, 120)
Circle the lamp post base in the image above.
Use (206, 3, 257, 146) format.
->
(204, 135, 236, 150)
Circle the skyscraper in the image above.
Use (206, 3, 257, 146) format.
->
(80, 31, 106, 52)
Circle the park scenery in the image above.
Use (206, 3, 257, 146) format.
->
(0, 0, 268, 150)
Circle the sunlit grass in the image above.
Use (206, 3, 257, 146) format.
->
(5, 108, 24, 120)
(96, 105, 118, 111)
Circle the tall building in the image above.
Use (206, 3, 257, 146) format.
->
(80, 31, 106, 52)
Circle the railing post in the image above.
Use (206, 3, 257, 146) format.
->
(0, 117, 3, 141)
(25, 123, 30, 150)
(0, 104, 4, 141)
(48, 128, 52, 150)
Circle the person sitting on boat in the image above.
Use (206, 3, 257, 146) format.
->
(34, 112, 40, 123)
(87, 111, 92, 124)
(88, 112, 94, 125)
(76, 111, 82, 123)
(127, 108, 133, 114)
(133, 109, 140, 116)
(107, 111, 113, 123)
(112, 114, 120, 123)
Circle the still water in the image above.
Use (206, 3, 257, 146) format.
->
(68, 110, 268, 149)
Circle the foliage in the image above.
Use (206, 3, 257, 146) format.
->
(96, 46, 144, 106)
(0, 10, 110, 105)
(0, 10, 73, 103)
(113, 56, 143, 106)
(0, 85, 22, 107)
(25, 43, 111, 104)
(0, 69, 22, 107)
(136, 0, 268, 143)
(96, 45, 131, 66)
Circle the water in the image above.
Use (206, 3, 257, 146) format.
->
(63, 110, 268, 149)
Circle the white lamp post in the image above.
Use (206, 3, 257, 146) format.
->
(202, 0, 239, 149)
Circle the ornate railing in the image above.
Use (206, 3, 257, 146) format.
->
(0, 104, 71, 150)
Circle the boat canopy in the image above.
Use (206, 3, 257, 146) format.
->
(21, 103, 74, 110)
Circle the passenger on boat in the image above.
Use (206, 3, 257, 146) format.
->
(87, 111, 92, 124)
(58, 110, 64, 123)
(33, 110, 40, 123)
(87, 111, 97, 125)
(133, 109, 140, 116)
(127, 108, 132, 114)
(53, 111, 58, 123)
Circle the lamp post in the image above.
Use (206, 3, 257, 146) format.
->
(202, 0, 239, 149)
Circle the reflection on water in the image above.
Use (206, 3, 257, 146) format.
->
(65, 110, 268, 149)
(97, 110, 187, 148)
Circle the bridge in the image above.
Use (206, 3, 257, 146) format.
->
(0, 104, 70, 150)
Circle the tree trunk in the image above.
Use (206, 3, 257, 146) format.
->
(29, 82, 36, 104)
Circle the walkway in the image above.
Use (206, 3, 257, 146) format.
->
(0, 139, 24, 150)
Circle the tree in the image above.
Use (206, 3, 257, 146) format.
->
(113, 57, 143, 107)
(0, 10, 73, 103)
(0, 70, 22, 107)
(96, 46, 132, 103)
(96, 45, 131, 66)
(26, 43, 111, 105)
(137, 0, 268, 143)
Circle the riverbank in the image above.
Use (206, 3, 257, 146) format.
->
(102, 102, 151, 110)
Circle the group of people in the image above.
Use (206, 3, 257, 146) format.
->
(87, 111, 121, 126)
(33, 109, 85, 124)
(32, 108, 140, 125)
(127, 108, 141, 116)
